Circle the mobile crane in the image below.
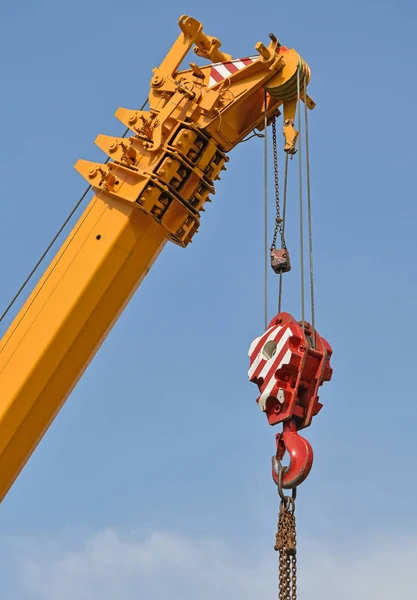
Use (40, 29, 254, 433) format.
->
(0, 15, 332, 523)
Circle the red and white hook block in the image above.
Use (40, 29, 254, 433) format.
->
(248, 312, 333, 488)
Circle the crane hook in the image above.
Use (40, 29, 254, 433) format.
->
(271, 420, 313, 490)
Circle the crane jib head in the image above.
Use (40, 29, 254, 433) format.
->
(75, 16, 316, 248)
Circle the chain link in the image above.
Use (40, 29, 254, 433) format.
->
(270, 118, 286, 251)
(274, 498, 297, 600)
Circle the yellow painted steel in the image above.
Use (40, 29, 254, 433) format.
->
(0, 14, 315, 503)
(0, 195, 166, 502)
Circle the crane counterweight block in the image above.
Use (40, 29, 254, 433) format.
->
(248, 312, 333, 429)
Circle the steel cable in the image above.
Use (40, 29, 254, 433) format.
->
(0, 99, 148, 325)
(304, 87, 316, 347)
(296, 70, 305, 331)
(264, 91, 269, 330)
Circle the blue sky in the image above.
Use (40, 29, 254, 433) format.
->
(1, 0, 417, 597)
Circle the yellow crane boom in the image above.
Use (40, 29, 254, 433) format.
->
(0, 15, 314, 503)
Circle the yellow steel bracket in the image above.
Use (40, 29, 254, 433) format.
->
(75, 15, 315, 246)
(153, 15, 231, 81)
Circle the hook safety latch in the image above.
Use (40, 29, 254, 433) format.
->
(271, 420, 313, 489)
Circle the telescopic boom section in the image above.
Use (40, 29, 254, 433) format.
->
(0, 15, 314, 503)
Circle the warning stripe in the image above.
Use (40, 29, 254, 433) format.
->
(256, 328, 292, 382)
(248, 325, 280, 376)
(249, 327, 290, 382)
(248, 322, 299, 411)
(248, 323, 296, 381)
(208, 55, 258, 88)
(258, 348, 292, 410)
(258, 340, 291, 400)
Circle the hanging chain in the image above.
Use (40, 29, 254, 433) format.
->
(275, 497, 297, 600)
(269, 117, 291, 313)
(277, 153, 290, 313)
(270, 118, 286, 251)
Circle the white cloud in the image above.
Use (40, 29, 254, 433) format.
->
(2, 528, 417, 599)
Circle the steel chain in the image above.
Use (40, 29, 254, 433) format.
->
(270, 118, 286, 251)
(274, 498, 297, 600)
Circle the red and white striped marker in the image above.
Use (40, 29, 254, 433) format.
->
(248, 319, 299, 412)
(248, 312, 333, 428)
(208, 56, 258, 88)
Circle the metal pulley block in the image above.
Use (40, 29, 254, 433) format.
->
(248, 311, 333, 429)
(270, 247, 291, 274)
(248, 312, 333, 488)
